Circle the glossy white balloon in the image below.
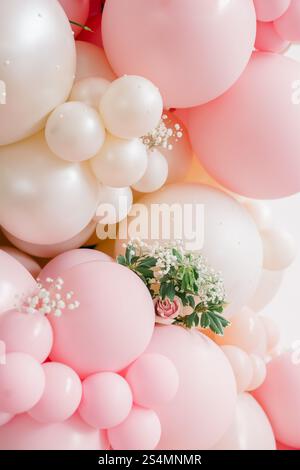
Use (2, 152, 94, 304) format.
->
(261, 228, 297, 271)
(45, 101, 105, 162)
(69, 77, 110, 108)
(95, 186, 133, 225)
(0, 134, 99, 245)
(100, 76, 163, 139)
(0, 0, 75, 145)
(132, 150, 168, 193)
(248, 269, 284, 312)
(243, 200, 273, 231)
(75, 41, 116, 81)
(90, 134, 148, 188)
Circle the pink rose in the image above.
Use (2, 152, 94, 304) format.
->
(155, 297, 181, 325)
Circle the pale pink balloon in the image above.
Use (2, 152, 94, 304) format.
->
(58, 0, 89, 37)
(48, 261, 155, 377)
(107, 406, 161, 451)
(29, 362, 82, 423)
(0, 246, 40, 278)
(75, 41, 116, 81)
(189, 52, 300, 199)
(248, 269, 284, 312)
(39, 248, 112, 282)
(0, 310, 53, 363)
(255, 21, 290, 53)
(260, 316, 281, 352)
(214, 393, 275, 450)
(274, 0, 300, 41)
(102, 0, 256, 108)
(0, 412, 14, 426)
(247, 354, 267, 391)
(3, 221, 97, 259)
(253, 0, 291, 21)
(216, 307, 267, 357)
(221, 346, 252, 393)
(253, 351, 300, 448)
(145, 326, 236, 450)
(126, 353, 179, 408)
(277, 441, 298, 450)
(0, 413, 108, 450)
(0, 250, 36, 316)
(79, 372, 132, 429)
(77, 11, 103, 47)
(0, 352, 45, 414)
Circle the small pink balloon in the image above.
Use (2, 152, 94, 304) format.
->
(59, 0, 89, 37)
(0, 411, 14, 426)
(0, 310, 53, 363)
(274, 0, 300, 41)
(214, 393, 276, 450)
(0, 246, 40, 278)
(78, 12, 103, 47)
(4, 221, 96, 260)
(75, 41, 116, 81)
(29, 362, 82, 423)
(215, 307, 267, 357)
(253, 351, 300, 448)
(221, 346, 253, 393)
(102, 0, 256, 108)
(126, 353, 179, 408)
(39, 248, 112, 282)
(189, 52, 300, 199)
(253, 0, 291, 21)
(0, 250, 37, 316)
(255, 21, 290, 52)
(0, 413, 108, 450)
(107, 406, 161, 451)
(48, 261, 155, 377)
(0, 352, 45, 414)
(247, 354, 267, 391)
(79, 372, 132, 429)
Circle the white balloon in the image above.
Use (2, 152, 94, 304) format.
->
(100, 75, 163, 139)
(75, 41, 116, 82)
(0, 133, 99, 245)
(261, 228, 297, 271)
(45, 101, 106, 162)
(90, 134, 148, 188)
(132, 149, 168, 193)
(0, 0, 75, 145)
(69, 77, 110, 108)
(95, 186, 133, 225)
(243, 200, 273, 231)
(248, 269, 284, 312)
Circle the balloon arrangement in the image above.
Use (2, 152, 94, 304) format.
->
(0, 0, 300, 451)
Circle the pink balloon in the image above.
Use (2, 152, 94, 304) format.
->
(126, 353, 179, 408)
(0, 412, 14, 426)
(48, 261, 155, 377)
(255, 21, 290, 52)
(274, 0, 300, 41)
(253, 0, 291, 21)
(79, 372, 132, 429)
(277, 441, 298, 450)
(145, 326, 237, 450)
(75, 41, 116, 81)
(0, 352, 45, 414)
(102, 0, 256, 108)
(0, 246, 40, 278)
(0, 413, 108, 450)
(77, 12, 103, 47)
(221, 346, 253, 393)
(214, 393, 275, 450)
(29, 362, 82, 423)
(89, 0, 102, 17)
(39, 248, 112, 282)
(0, 310, 53, 363)
(189, 52, 300, 199)
(0, 250, 36, 316)
(59, 0, 89, 37)
(253, 351, 300, 448)
(3, 221, 97, 259)
(107, 406, 161, 451)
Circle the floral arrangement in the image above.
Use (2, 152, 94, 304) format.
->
(117, 240, 230, 335)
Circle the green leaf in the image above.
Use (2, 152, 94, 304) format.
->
(125, 245, 134, 264)
(117, 255, 126, 266)
(69, 20, 93, 32)
(187, 295, 195, 309)
(200, 313, 210, 329)
(137, 257, 157, 268)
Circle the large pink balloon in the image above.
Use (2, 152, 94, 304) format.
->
(59, 0, 89, 37)
(274, 0, 300, 41)
(49, 261, 155, 377)
(145, 326, 237, 450)
(0, 246, 41, 278)
(253, 351, 300, 448)
(0, 413, 108, 450)
(0, 250, 36, 315)
(102, 0, 256, 108)
(214, 393, 275, 450)
(39, 248, 112, 281)
(189, 52, 300, 199)
(253, 0, 291, 21)
(255, 21, 290, 53)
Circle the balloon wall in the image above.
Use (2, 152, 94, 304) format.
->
(0, 0, 300, 452)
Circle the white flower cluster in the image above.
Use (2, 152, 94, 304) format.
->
(141, 114, 183, 151)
